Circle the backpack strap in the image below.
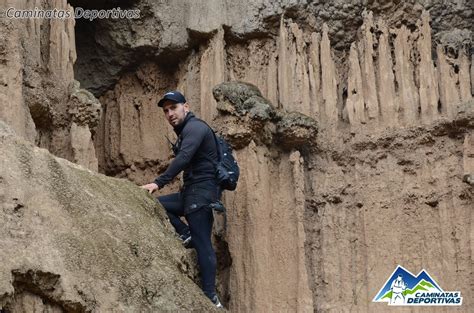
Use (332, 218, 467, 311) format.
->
(165, 134, 179, 155)
(194, 117, 222, 164)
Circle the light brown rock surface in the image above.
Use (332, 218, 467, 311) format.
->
(305, 105, 473, 312)
(79, 6, 473, 312)
(214, 85, 473, 312)
(0, 1, 473, 312)
(0, 0, 100, 171)
(0, 121, 217, 312)
(93, 9, 473, 178)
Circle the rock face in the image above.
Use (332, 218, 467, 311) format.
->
(94, 6, 473, 182)
(215, 83, 473, 312)
(1, 0, 473, 312)
(0, 0, 100, 171)
(210, 85, 316, 311)
(0, 121, 215, 312)
(304, 106, 473, 312)
(72, 0, 473, 96)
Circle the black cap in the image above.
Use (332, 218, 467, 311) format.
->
(157, 91, 186, 107)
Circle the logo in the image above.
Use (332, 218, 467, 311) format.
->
(373, 265, 462, 306)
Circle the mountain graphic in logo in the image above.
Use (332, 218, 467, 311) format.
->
(373, 265, 462, 306)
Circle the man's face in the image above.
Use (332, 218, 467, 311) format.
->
(162, 101, 189, 127)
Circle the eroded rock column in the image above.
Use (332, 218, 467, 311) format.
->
(417, 11, 439, 124)
(200, 28, 226, 122)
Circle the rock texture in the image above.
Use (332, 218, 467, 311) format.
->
(215, 86, 473, 312)
(226, 146, 314, 312)
(72, 0, 473, 97)
(86, 4, 472, 312)
(1, 0, 473, 312)
(94, 62, 178, 183)
(0, 121, 216, 312)
(212, 82, 318, 151)
(0, 0, 100, 171)
(95, 8, 472, 177)
(305, 105, 473, 312)
(210, 84, 317, 311)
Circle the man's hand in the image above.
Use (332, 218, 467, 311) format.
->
(141, 183, 159, 194)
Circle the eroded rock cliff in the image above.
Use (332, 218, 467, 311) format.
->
(214, 83, 473, 312)
(0, 121, 216, 312)
(0, 0, 473, 312)
(0, 0, 100, 171)
(90, 4, 473, 311)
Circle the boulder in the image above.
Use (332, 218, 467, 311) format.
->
(0, 121, 216, 312)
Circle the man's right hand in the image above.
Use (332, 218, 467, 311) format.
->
(141, 183, 159, 194)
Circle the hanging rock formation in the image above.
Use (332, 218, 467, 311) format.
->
(212, 81, 317, 150)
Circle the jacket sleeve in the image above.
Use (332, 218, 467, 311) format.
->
(154, 121, 207, 188)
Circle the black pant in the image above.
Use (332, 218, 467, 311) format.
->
(157, 182, 218, 299)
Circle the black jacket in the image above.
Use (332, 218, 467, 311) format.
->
(154, 112, 218, 188)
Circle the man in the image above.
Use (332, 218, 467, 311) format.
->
(141, 91, 223, 308)
(390, 274, 407, 304)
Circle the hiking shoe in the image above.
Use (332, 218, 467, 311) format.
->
(211, 295, 223, 308)
(179, 231, 192, 248)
